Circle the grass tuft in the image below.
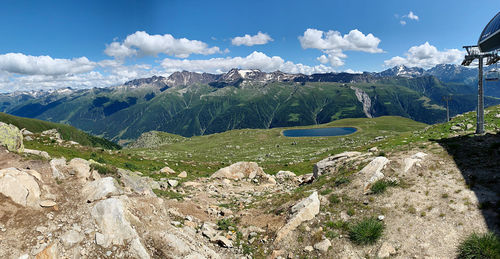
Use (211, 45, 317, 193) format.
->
(349, 217, 384, 245)
(457, 232, 500, 259)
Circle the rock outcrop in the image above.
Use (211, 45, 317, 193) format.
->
(275, 191, 320, 243)
(313, 151, 362, 179)
(0, 122, 24, 153)
(211, 161, 275, 184)
(91, 197, 150, 258)
(0, 168, 40, 207)
(82, 177, 122, 202)
(403, 152, 427, 173)
(356, 156, 390, 192)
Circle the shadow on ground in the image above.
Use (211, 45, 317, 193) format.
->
(433, 132, 500, 235)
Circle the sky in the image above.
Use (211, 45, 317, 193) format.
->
(0, 0, 499, 92)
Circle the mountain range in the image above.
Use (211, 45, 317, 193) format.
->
(1, 64, 499, 145)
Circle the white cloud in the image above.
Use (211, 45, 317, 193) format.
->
(104, 31, 221, 59)
(0, 53, 95, 76)
(406, 11, 419, 21)
(298, 28, 383, 67)
(384, 42, 464, 68)
(231, 32, 273, 46)
(400, 20, 407, 26)
(161, 51, 335, 74)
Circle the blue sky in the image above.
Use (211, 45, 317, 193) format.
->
(0, 0, 498, 91)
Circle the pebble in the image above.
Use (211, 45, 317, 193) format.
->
(378, 215, 385, 221)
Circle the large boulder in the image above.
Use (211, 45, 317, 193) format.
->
(68, 158, 91, 180)
(50, 158, 67, 179)
(355, 156, 389, 192)
(117, 168, 157, 196)
(82, 177, 122, 202)
(0, 122, 24, 153)
(275, 191, 320, 243)
(24, 148, 50, 159)
(0, 168, 40, 207)
(91, 198, 150, 258)
(211, 162, 263, 180)
(403, 152, 427, 173)
(211, 162, 275, 184)
(313, 152, 362, 178)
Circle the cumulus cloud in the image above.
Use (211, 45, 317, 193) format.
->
(104, 31, 221, 59)
(0, 53, 95, 76)
(399, 11, 419, 25)
(406, 11, 419, 21)
(161, 51, 334, 74)
(298, 28, 383, 67)
(231, 32, 273, 46)
(384, 42, 464, 68)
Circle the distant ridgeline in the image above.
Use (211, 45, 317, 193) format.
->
(1, 64, 499, 145)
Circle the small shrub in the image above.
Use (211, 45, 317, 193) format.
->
(347, 208, 355, 216)
(320, 189, 333, 195)
(329, 194, 340, 204)
(90, 163, 117, 175)
(349, 217, 384, 245)
(152, 189, 184, 200)
(441, 193, 449, 199)
(457, 232, 500, 259)
(335, 177, 350, 186)
(217, 218, 239, 231)
(371, 179, 398, 194)
(326, 230, 338, 239)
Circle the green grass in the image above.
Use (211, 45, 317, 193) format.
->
(90, 163, 117, 175)
(371, 179, 398, 194)
(152, 189, 184, 200)
(349, 217, 384, 245)
(457, 232, 500, 259)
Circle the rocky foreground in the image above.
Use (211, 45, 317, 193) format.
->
(0, 122, 498, 258)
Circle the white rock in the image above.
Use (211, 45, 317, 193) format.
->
(40, 200, 57, 207)
(313, 151, 362, 178)
(211, 161, 263, 180)
(314, 239, 331, 253)
(0, 168, 40, 207)
(178, 171, 187, 178)
(377, 241, 396, 258)
(82, 177, 122, 202)
(160, 166, 176, 175)
(60, 229, 83, 248)
(378, 215, 385, 221)
(168, 179, 179, 187)
(68, 158, 91, 180)
(50, 158, 67, 179)
(24, 148, 51, 159)
(275, 192, 320, 243)
(403, 152, 427, 173)
(91, 198, 150, 258)
(304, 246, 314, 252)
(213, 235, 232, 248)
(357, 156, 389, 192)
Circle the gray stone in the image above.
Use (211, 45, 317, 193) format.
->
(314, 239, 331, 253)
(50, 158, 67, 179)
(24, 149, 50, 159)
(377, 242, 396, 258)
(68, 158, 91, 180)
(40, 200, 57, 208)
(82, 177, 122, 202)
(0, 168, 40, 207)
(213, 235, 232, 248)
(117, 168, 156, 196)
(0, 122, 23, 153)
(275, 192, 320, 243)
(168, 179, 179, 187)
(60, 229, 83, 248)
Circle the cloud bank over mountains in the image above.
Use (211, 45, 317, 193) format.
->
(0, 28, 464, 92)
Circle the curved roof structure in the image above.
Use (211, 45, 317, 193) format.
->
(479, 12, 500, 52)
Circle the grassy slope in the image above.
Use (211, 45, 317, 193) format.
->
(0, 112, 120, 150)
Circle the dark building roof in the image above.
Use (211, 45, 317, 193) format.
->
(479, 12, 500, 52)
